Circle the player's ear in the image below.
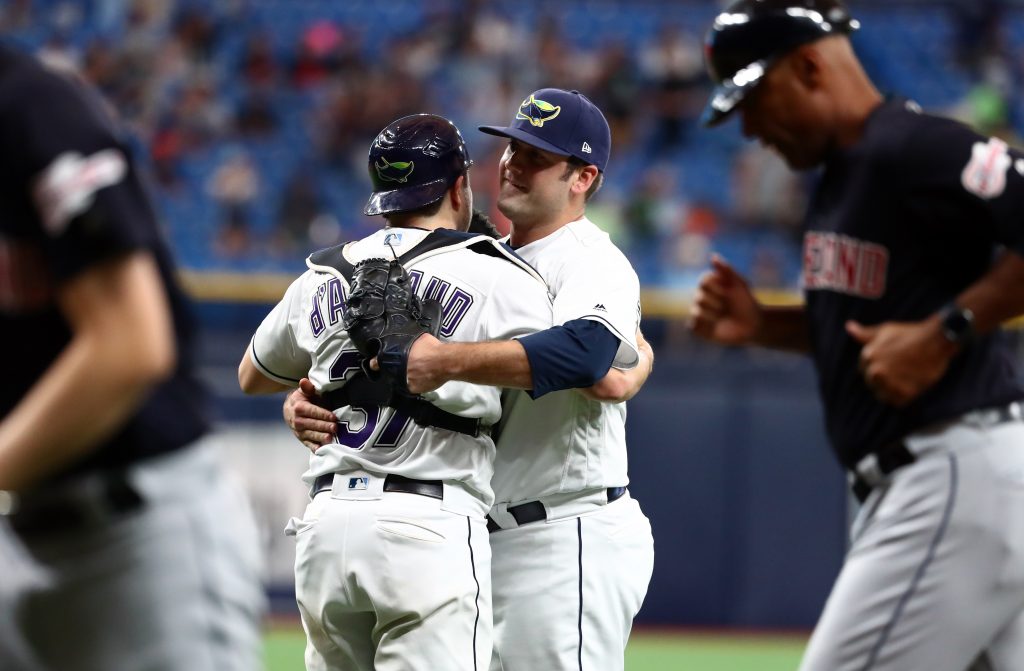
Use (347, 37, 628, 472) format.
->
(450, 174, 469, 210)
(571, 165, 599, 196)
(791, 43, 827, 92)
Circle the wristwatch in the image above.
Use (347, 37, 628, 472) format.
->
(939, 303, 975, 345)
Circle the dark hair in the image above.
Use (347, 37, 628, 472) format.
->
(560, 156, 604, 201)
(468, 208, 502, 239)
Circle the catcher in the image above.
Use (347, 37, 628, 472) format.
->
(238, 114, 552, 671)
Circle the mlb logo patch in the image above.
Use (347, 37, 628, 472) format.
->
(348, 477, 369, 490)
(383, 232, 403, 247)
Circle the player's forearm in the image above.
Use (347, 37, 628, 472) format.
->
(753, 305, 811, 352)
(0, 254, 176, 491)
(238, 352, 294, 394)
(0, 326, 170, 491)
(953, 250, 1024, 334)
(582, 332, 654, 402)
(423, 340, 534, 390)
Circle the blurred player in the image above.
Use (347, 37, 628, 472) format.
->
(694, 1, 1024, 669)
(0, 43, 264, 670)
(287, 88, 656, 671)
(239, 113, 553, 670)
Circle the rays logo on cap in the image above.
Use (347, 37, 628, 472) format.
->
(375, 157, 415, 183)
(516, 94, 561, 127)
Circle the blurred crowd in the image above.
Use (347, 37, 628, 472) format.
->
(3, 0, 1022, 287)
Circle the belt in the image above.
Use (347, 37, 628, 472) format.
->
(850, 401, 1023, 503)
(311, 473, 444, 500)
(486, 486, 627, 533)
(7, 472, 144, 537)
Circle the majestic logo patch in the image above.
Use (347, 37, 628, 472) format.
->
(802, 232, 888, 299)
(375, 157, 415, 183)
(961, 137, 1011, 199)
(592, 303, 607, 311)
(33, 149, 127, 237)
(516, 95, 561, 127)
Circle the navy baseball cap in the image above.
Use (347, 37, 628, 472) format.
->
(479, 88, 611, 172)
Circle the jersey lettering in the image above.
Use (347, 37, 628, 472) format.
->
(328, 349, 410, 450)
(408, 269, 474, 336)
(310, 283, 327, 336)
(327, 277, 346, 326)
(803, 232, 888, 299)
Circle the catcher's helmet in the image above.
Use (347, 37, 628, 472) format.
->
(364, 114, 473, 216)
(701, 0, 860, 127)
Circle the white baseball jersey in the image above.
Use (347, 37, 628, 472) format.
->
(491, 216, 642, 506)
(487, 216, 653, 671)
(249, 228, 552, 518)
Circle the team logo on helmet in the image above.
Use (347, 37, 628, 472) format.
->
(516, 95, 561, 127)
(375, 157, 415, 183)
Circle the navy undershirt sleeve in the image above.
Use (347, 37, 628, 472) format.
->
(517, 318, 620, 399)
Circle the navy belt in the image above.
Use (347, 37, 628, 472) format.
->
(311, 473, 443, 500)
(851, 401, 1023, 503)
(486, 487, 627, 533)
(8, 472, 144, 537)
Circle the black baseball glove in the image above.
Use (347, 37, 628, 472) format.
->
(343, 258, 442, 391)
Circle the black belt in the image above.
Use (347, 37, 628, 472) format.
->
(311, 473, 444, 500)
(850, 402, 1023, 503)
(7, 472, 144, 537)
(850, 442, 915, 504)
(486, 487, 627, 533)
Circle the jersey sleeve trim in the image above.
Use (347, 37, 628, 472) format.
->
(580, 314, 639, 369)
(248, 339, 301, 385)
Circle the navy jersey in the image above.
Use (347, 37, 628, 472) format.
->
(804, 98, 1024, 468)
(0, 45, 208, 482)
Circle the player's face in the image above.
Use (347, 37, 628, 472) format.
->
(497, 139, 575, 227)
(737, 58, 830, 170)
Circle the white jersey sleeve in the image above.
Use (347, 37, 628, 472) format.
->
(544, 222, 641, 369)
(248, 273, 314, 386)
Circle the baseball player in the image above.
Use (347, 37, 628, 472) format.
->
(0, 44, 264, 670)
(324, 88, 655, 671)
(694, 1, 1024, 669)
(238, 113, 553, 670)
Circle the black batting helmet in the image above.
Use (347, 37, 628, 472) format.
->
(364, 114, 473, 216)
(701, 0, 860, 127)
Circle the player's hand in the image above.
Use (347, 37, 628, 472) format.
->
(846, 317, 958, 406)
(690, 255, 762, 346)
(283, 378, 336, 452)
(401, 333, 446, 394)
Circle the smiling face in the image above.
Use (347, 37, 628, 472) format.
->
(496, 138, 578, 229)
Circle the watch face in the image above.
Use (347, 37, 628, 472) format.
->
(942, 306, 974, 343)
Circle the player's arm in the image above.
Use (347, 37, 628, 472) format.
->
(848, 249, 1024, 406)
(238, 354, 293, 394)
(691, 254, 810, 352)
(580, 327, 654, 402)
(0, 253, 175, 491)
(239, 274, 311, 395)
(403, 318, 619, 396)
